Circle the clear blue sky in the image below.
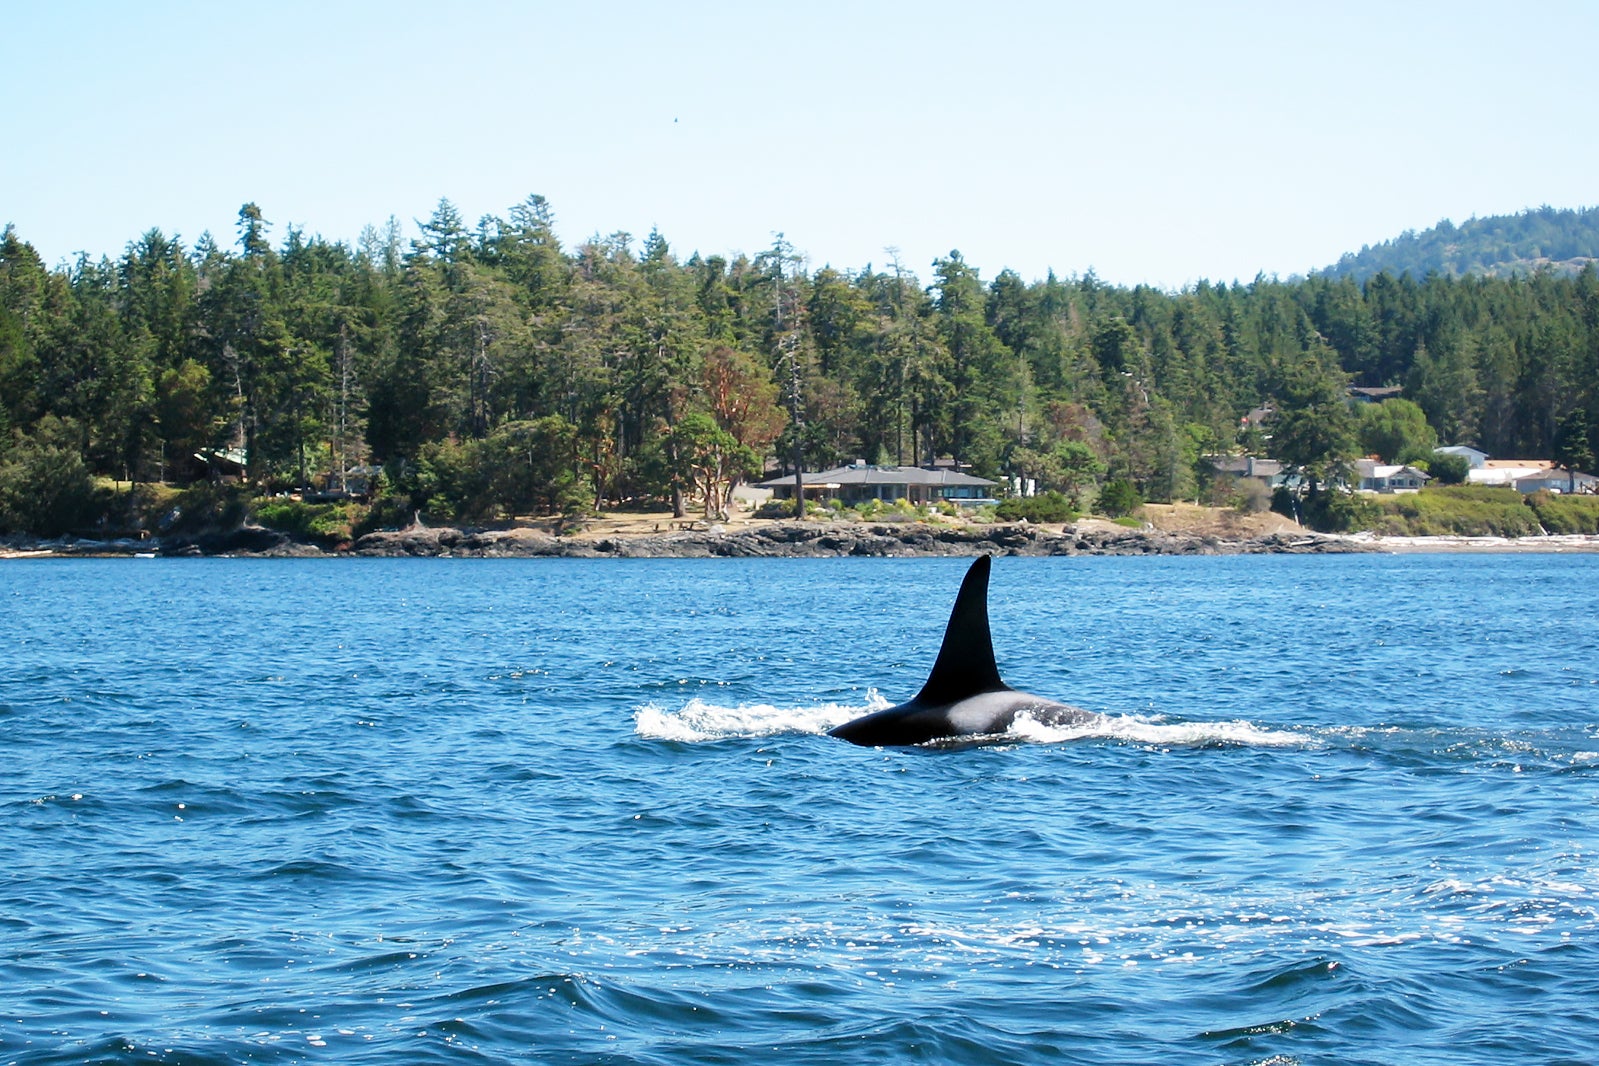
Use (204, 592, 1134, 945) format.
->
(5, 0, 1595, 289)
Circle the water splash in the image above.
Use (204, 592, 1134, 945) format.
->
(1009, 710, 1311, 748)
(633, 692, 890, 741)
(634, 697, 1311, 749)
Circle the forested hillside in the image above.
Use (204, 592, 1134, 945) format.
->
(3, 197, 1599, 535)
(1323, 205, 1599, 283)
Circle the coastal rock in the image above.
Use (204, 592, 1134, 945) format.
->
(6, 520, 1381, 559)
(567, 522, 1366, 559)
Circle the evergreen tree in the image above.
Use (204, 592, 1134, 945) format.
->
(932, 251, 1017, 473)
(1554, 409, 1596, 475)
(1270, 357, 1356, 492)
(7, 194, 1599, 538)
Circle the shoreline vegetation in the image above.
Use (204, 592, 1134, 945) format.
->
(5, 203, 1599, 565)
(7, 502, 1599, 559)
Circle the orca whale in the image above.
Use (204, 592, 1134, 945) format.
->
(829, 554, 1093, 746)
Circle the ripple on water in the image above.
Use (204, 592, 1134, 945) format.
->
(4, 556, 1599, 1065)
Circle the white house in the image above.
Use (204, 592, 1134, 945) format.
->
(1434, 445, 1489, 469)
(1454, 458, 1597, 493)
(1354, 459, 1429, 493)
(1468, 459, 1557, 487)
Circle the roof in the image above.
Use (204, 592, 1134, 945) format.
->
(195, 448, 248, 469)
(1349, 385, 1404, 400)
(1205, 456, 1284, 477)
(755, 464, 997, 490)
(1512, 467, 1598, 485)
(1354, 459, 1430, 480)
(1469, 460, 1558, 485)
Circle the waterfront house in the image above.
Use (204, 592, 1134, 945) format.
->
(1435, 444, 1490, 469)
(1512, 467, 1599, 494)
(1353, 459, 1430, 493)
(185, 447, 247, 483)
(755, 462, 998, 507)
(1468, 459, 1559, 488)
(1204, 455, 1286, 486)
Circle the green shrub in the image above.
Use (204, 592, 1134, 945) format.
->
(1374, 514, 1410, 537)
(1233, 477, 1272, 514)
(994, 490, 1078, 524)
(1096, 479, 1143, 518)
(1372, 484, 1541, 537)
(89, 480, 187, 538)
(354, 491, 420, 535)
(755, 499, 801, 519)
(852, 497, 932, 523)
(0, 435, 99, 536)
(1526, 490, 1599, 534)
(156, 483, 253, 534)
(413, 417, 584, 522)
(253, 499, 362, 545)
(766, 498, 834, 518)
(1270, 485, 1300, 522)
(1301, 491, 1382, 533)
(1429, 453, 1470, 485)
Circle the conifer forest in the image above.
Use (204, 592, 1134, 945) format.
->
(3, 197, 1598, 534)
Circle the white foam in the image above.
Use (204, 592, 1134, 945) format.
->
(634, 695, 1309, 749)
(1009, 710, 1311, 749)
(633, 691, 889, 741)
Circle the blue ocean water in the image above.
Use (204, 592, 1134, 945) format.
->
(2, 553, 1598, 1065)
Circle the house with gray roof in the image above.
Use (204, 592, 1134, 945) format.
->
(1204, 455, 1286, 483)
(755, 463, 998, 506)
(1353, 459, 1430, 493)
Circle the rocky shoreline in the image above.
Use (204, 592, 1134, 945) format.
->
(6, 520, 1370, 559)
(13, 519, 1599, 560)
(351, 521, 1373, 558)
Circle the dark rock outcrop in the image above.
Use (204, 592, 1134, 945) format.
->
(346, 522, 1369, 559)
(7, 521, 1374, 559)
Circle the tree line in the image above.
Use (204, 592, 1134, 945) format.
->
(3, 197, 1598, 534)
(1326, 205, 1599, 284)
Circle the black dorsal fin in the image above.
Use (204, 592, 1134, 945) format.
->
(914, 554, 1007, 705)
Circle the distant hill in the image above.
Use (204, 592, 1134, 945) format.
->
(1320, 205, 1599, 283)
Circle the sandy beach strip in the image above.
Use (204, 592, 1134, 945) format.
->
(1338, 532, 1599, 553)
